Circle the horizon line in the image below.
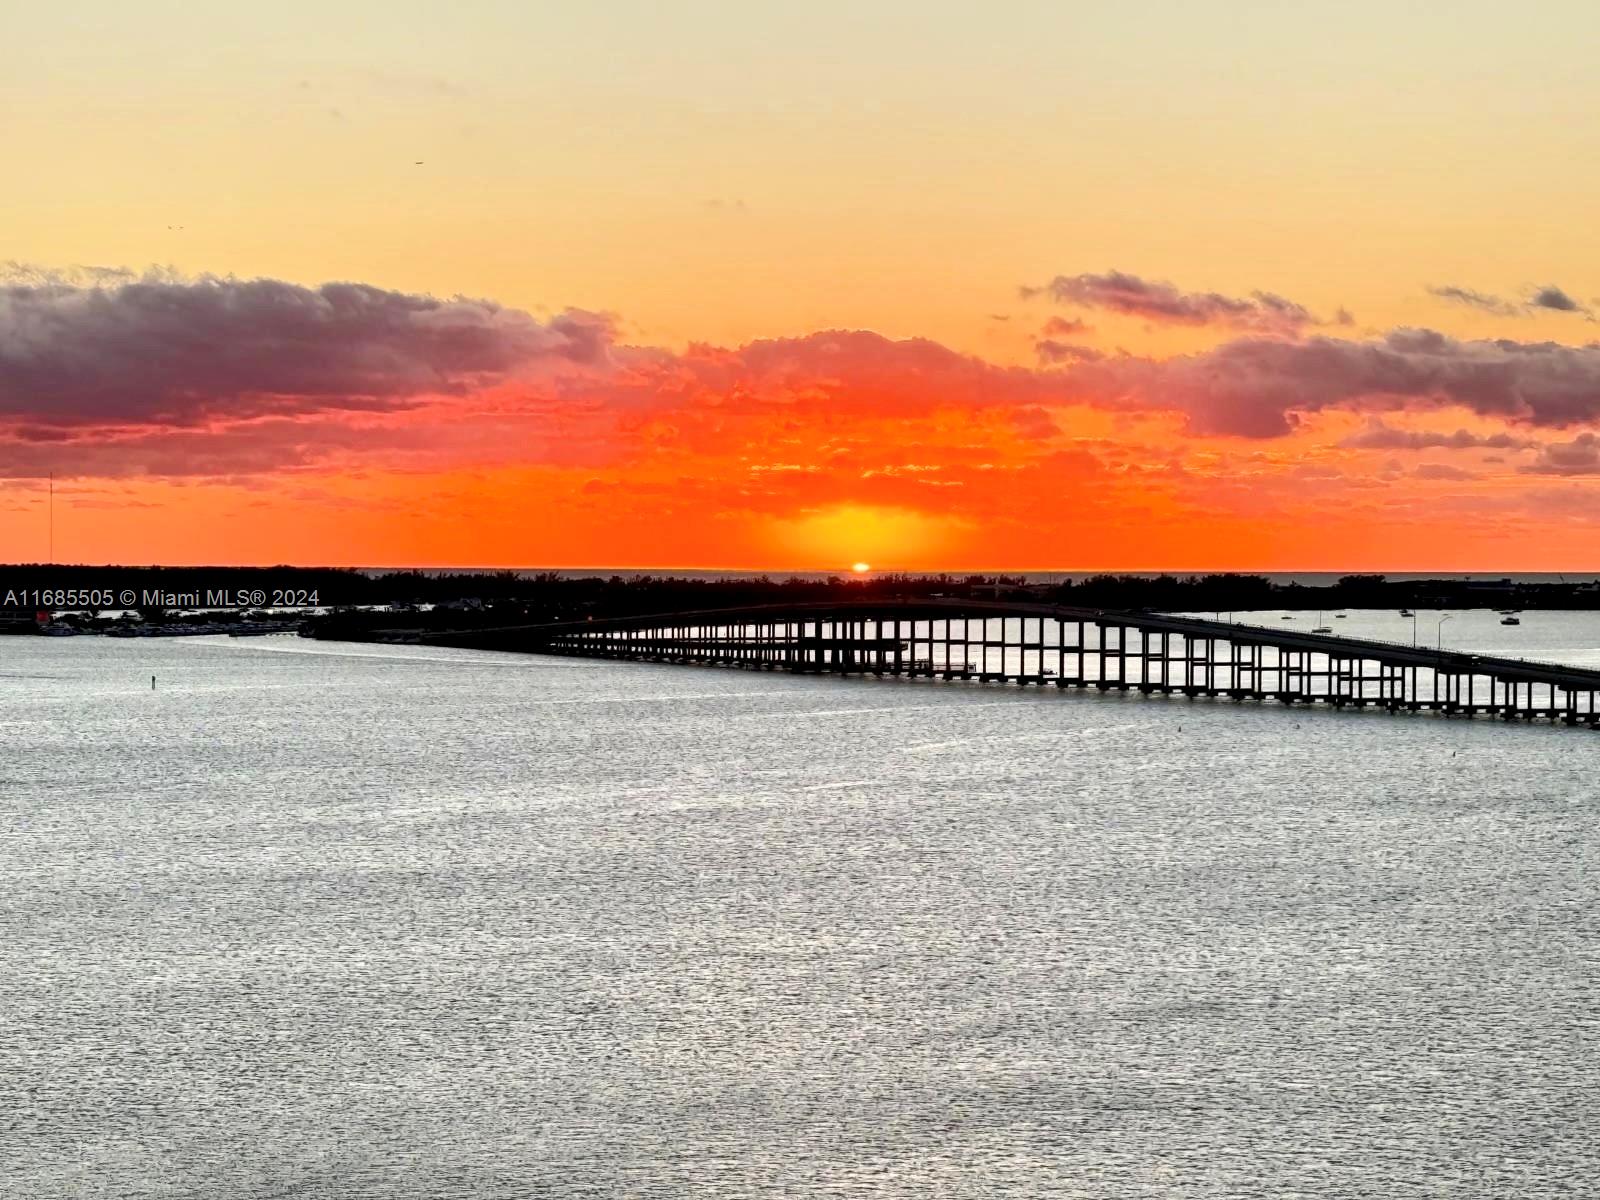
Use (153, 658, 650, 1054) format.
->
(7, 562, 1600, 577)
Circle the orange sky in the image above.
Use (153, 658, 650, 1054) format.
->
(6, 5, 1600, 570)
(5, 278, 1600, 570)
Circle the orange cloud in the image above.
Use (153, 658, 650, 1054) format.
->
(6, 269, 1600, 568)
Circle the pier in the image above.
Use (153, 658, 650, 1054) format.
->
(425, 599, 1600, 728)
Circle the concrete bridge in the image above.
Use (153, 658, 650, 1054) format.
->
(425, 599, 1600, 728)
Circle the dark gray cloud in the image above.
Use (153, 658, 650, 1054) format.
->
(1063, 329, 1600, 437)
(1522, 433, 1600, 475)
(0, 272, 615, 431)
(1022, 270, 1324, 335)
(1529, 285, 1587, 314)
(1339, 419, 1535, 451)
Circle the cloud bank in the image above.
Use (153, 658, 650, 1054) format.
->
(7, 269, 1600, 491)
(0, 272, 615, 430)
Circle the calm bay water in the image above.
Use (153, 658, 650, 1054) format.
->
(3, 612, 1599, 1197)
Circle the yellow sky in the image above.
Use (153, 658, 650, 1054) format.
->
(8, 2, 1600, 357)
(7, 3, 1600, 570)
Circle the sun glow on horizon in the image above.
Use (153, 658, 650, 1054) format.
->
(766, 505, 965, 573)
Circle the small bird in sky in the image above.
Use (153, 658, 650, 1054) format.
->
(414, 161, 424, 165)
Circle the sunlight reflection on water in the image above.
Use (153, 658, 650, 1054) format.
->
(3, 619, 1598, 1198)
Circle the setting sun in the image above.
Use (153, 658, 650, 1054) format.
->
(13, 6, 1600, 1198)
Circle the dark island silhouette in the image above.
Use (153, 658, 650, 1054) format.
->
(4, 565, 1598, 638)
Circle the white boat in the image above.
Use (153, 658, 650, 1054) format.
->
(1311, 612, 1332, 633)
(1501, 615, 1521, 626)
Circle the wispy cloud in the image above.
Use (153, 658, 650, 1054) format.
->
(1413, 463, 1480, 481)
(1021, 270, 1329, 336)
(1339, 419, 1535, 451)
(1427, 282, 1592, 319)
(1427, 285, 1520, 317)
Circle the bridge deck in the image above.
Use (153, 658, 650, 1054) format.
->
(422, 599, 1600, 729)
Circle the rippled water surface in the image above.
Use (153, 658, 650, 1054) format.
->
(4, 613, 1599, 1197)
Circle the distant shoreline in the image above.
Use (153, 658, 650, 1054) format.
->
(8, 564, 1600, 644)
(8, 563, 1600, 586)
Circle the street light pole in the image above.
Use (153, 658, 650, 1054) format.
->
(1436, 613, 1453, 651)
(1411, 612, 1418, 646)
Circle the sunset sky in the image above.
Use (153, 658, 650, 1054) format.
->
(7, 1, 1600, 569)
